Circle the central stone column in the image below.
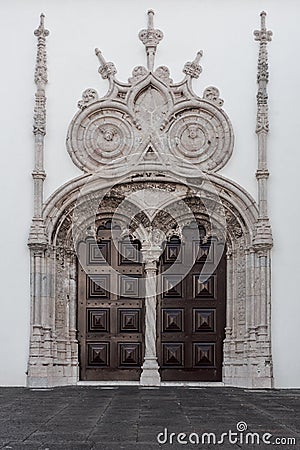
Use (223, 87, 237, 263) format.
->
(140, 242, 162, 386)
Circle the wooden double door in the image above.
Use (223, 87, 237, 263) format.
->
(78, 223, 144, 381)
(157, 232, 226, 381)
(77, 222, 226, 381)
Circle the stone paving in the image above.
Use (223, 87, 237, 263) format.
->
(0, 387, 299, 449)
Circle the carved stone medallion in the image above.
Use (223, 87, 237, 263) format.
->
(67, 108, 133, 171)
(67, 10, 234, 173)
(168, 106, 233, 171)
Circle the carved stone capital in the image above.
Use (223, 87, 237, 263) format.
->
(28, 218, 48, 249)
(253, 219, 273, 250)
(139, 227, 164, 269)
(28, 240, 48, 255)
(142, 247, 161, 270)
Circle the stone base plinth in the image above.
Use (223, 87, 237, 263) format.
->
(140, 357, 161, 386)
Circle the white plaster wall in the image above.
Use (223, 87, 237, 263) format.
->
(0, 0, 299, 387)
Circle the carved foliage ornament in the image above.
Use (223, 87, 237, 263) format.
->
(67, 11, 234, 173)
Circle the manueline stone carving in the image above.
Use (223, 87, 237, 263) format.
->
(138, 9, 163, 72)
(168, 107, 232, 171)
(254, 11, 272, 133)
(183, 51, 203, 78)
(253, 11, 273, 252)
(33, 96, 46, 135)
(139, 23, 163, 46)
(34, 14, 49, 85)
(28, 11, 274, 390)
(154, 66, 173, 85)
(203, 87, 224, 107)
(67, 10, 233, 173)
(128, 66, 148, 84)
(29, 13, 49, 248)
(78, 88, 99, 110)
(180, 123, 205, 151)
(95, 48, 117, 79)
(33, 14, 49, 136)
(236, 242, 246, 324)
(256, 110, 269, 133)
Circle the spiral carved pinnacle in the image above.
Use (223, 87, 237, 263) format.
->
(34, 13, 49, 86)
(33, 13, 49, 135)
(254, 11, 272, 134)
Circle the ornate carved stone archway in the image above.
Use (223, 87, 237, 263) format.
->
(28, 11, 273, 388)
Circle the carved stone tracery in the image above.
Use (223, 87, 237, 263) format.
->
(28, 11, 273, 389)
(67, 12, 233, 174)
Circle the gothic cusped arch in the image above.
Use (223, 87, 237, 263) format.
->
(28, 11, 273, 388)
(28, 170, 271, 387)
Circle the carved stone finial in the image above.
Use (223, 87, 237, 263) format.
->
(138, 10, 163, 72)
(183, 51, 203, 78)
(34, 13, 49, 87)
(32, 14, 49, 221)
(68, 11, 234, 174)
(34, 13, 49, 39)
(254, 11, 273, 43)
(33, 13, 49, 135)
(148, 9, 155, 28)
(261, 11, 266, 28)
(254, 11, 272, 133)
(253, 11, 273, 231)
(95, 48, 117, 80)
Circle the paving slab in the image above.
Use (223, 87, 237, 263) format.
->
(0, 387, 298, 449)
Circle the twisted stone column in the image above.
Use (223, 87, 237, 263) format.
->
(140, 245, 161, 386)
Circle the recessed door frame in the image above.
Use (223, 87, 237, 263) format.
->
(27, 177, 273, 389)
